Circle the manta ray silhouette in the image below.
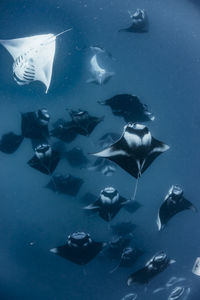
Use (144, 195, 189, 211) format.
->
(51, 110, 104, 142)
(119, 9, 148, 33)
(92, 123, 169, 200)
(157, 185, 197, 230)
(84, 186, 129, 222)
(99, 94, 154, 123)
(50, 232, 104, 265)
(87, 54, 114, 85)
(28, 144, 60, 175)
(0, 132, 24, 154)
(46, 173, 83, 196)
(127, 252, 175, 285)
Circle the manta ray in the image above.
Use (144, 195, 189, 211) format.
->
(92, 123, 169, 200)
(0, 28, 72, 93)
(127, 252, 175, 285)
(157, 185, 196, 230)
(87, 54, 114, 85)
(50, 232, 104, 265)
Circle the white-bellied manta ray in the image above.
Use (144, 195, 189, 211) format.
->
(91, 123, 169, 200)
(87, 54, 114, 85)
(0, 28, 72, 93)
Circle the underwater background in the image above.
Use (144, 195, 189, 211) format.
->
(0, 0, 200, 299)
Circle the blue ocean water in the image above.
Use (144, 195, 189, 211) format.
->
(0, 0, 200, 299)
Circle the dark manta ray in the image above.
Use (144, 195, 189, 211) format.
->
(88, 132, 120, 176)
(0, 108, 49, 154)
(84, 186, 129, 222)
(97, 132, 120, 148)
(50, 232, 104, 265)
(51, 110, 104, 142)
(21, 108, 50, 142)
(69, 109, 104, 136)
(88, 158, 116, 176)
(157, 185, 197, 230)
(110, 246, 143, 273)
(127, 252, 176, 285)
(120, 247, 142, 268)
(65, 147, 89, 168)
(51, 119, 78, 143)
(46, 173, 83, 196)
(119, 9, 148, 33)
(106, 235, 133, 259)
(28, 144, 60, 175)
(99, 94, 154, 123)
(0, 132, 24, 154)
(92, 123, 169, 200)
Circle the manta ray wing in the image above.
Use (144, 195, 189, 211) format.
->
(52, 242, 103, 265)
(158, 196, 196, 230)
(84, 199, 101, 211)
(34, 35, 56, 93)
(0, 132, 24, 154)
(90, 54, 104, 73)
(0, 34, 51, 60)
(92, 138, 140, 178)
(128, 266, 150, 285)
(141, 137, 170, 174)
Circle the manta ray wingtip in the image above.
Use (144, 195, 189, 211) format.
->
(50, 247, 58, 254)
(89, 152, 99, 157)
(97, 100, 105, 105)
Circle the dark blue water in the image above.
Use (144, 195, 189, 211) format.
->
(0, 0, 200, 299)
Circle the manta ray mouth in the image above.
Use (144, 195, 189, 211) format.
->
(35, 144, 52, 158)
(100, 187, 119, 204)
(68, 232, 92, 248)
(103, 186, 116, 193)
(153, 252, 167, 263)
(171, 185, 183, 196)
(125, 123, 148, 131)
(38, 109, 50, 121)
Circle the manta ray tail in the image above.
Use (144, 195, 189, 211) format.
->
(54, 28, 72, 38)
(110, 263, 120, 274)
(132, 178, 139, 201)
